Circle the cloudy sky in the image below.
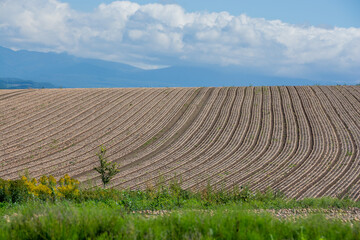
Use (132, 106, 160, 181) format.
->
(0, 0, 359, 83)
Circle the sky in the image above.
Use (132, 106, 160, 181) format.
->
(0, 0, 359, 83)
(64, 0, 360, 28)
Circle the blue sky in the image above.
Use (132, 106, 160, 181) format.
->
(64, 0, 360, 27)
(0, 0, 359, 84)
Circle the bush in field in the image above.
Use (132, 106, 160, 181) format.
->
(57, 174, 80, 198)
(0, 175, 79, 203)
(23, 174, 80, 201)
(0, 179, 28, 203)
(94, 145, 120, 188)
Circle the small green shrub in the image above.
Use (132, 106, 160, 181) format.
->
(0, 179, 28, 203)
(94, 145, 120, 188)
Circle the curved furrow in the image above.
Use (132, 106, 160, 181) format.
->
(41, 88, 180, 177)
(1, 88, 168, 179)
(0, 89, 34, 101)
(310, 86, 359, 198)
(294, 86, 346, 199)
(0, 88, 133, 178)
(2, 89, 128, 148)
(176, 86, 267, 190)
(243, 86, 297, 191)
(1, 89, 122, 162)
(348, 86, 360, 101)
(1, 89, 103, 140)
(103, 88, 223, 188)
(217, 86, 274, 190)
(0, 89, 147, 171)
(72, 87, 207, 183)
(1, 88, 162, 179)
(180, 87, 255, 190)
(219, 86, 287, 190)
(157, 87, 251, 191)
(74, 88, 205, 178)
(351, 181, 360, 201)
(320, 86, 360, 199)
(0, 89, 59, 119)
(0, 89, 93, 135)
(3, 89, 114, 150)
(0, 89, 90, 132)
(274, 86, 336, 198)
(75, 87, 211, 184)
(105, 88, 229, 189)
(338, 101, 360, 201)
(0, 90, 100, 159)
(59, 88, 193, 181)
(354, 189, 360, 202)
(351, 180, 360, 201)
(97, 87, 209, 175)
(2, 86, 359, 198)
(272, 86, 328, 196)
(336, 87, 360, 121)
(0, 89, 36, 106)
(0, 91, 49, 131)
(181, 87, 261, 190)
(0, 90, 16, 94)
(260, 86, 313, 193)
(0, 89, 27, 99)
(124, 87, 239, 190)
(0, 89, 80, 132)
(153, 87, 246, 190)
(0, 90, 73, 144)
(0, 90, 15, 94)
(202, 86, 271, 190)
(52, 88, 189, 179)
(340, 86, 360, 116)
(343, 86, 360, 110)
(0, 88, 154, 178)
(1, 90, 81, 149)
(77, 87, 210, 183)
(288, 86, 340, 198)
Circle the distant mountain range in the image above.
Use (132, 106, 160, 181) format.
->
(0, 46, 324, 88)
(0, 77, 55, 89)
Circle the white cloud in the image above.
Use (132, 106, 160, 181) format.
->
(0, 0, 359, 81)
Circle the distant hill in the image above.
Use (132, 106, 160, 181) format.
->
(0, 77, 55, 89)
(0, 46, 142, 88)
(0, 46, 322, 88)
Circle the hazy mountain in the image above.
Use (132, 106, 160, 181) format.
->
(0, 46, 142, 88)
(0, 46, 321, 88)
(0, 77, 55, 89)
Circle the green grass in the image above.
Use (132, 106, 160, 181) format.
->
(2, 176, 360, 211)
(2, 176, 360, 239)
(68, 185, 360, 212)
(0, 201, 359, 240)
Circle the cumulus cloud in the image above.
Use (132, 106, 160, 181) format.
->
(0, 0, 359, 80)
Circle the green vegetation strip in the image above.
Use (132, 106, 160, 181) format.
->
(1, 202, 359, 240)
(2, 176, 360, 239)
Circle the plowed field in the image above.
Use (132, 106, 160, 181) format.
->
(1, 86, 359, 199)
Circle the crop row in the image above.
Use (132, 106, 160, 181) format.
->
(0, 86, 359, 199)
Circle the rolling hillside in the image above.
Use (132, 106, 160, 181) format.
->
(0, 86, 359, 200)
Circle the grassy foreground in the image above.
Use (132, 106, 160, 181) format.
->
(1, 201, 360, 240)
(1, 175, 360, 239)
